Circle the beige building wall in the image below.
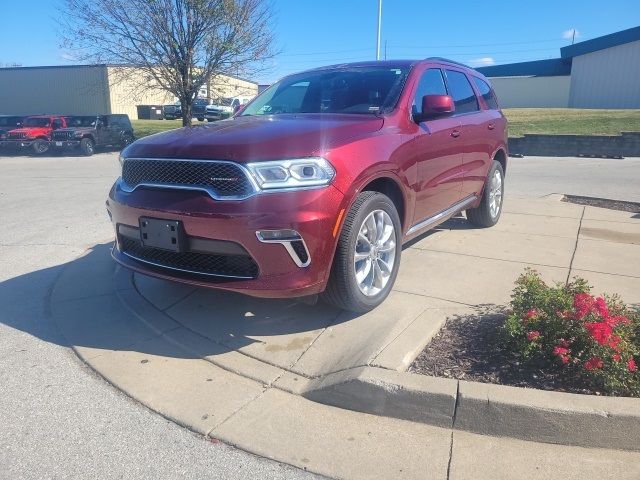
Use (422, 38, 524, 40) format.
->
(0, 65, 110, 116)
(488, 76, 571, 108)
(108, 67, 259, 118)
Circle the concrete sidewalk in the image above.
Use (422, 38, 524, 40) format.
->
(46, 194, 640, 479)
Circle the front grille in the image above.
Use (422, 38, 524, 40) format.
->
(122, 158, 255, 199)
(8, 132, 26, 140)
(53, 131, 74, 140)
(120, 237, 259, 278)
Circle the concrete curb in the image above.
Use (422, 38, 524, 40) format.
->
(303, 365, 640, 452)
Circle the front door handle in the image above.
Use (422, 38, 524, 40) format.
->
(450, 130, 461, 138)
(487, 123, 495, 130)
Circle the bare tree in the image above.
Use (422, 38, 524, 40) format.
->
(60, 0, 275, 126)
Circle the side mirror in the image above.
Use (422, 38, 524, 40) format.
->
(415, 95, 455, 122)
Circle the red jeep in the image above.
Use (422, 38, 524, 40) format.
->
(109, 58, 507, 312)
(1, 115, 68, 155)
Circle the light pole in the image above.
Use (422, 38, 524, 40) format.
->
(376, 0, 382, 60)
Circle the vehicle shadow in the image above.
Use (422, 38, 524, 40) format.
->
(0, 243, 356, 364)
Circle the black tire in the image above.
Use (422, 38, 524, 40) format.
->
(32, 139, 49, 155)
(322, 191, 402, 313)
(466, 160, 504, 228)
(197, 117, 204, 122)
(80, 137, 95, 156)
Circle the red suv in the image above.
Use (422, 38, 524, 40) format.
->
(108, 59, 507, 312)
(1, 115, 68, 155)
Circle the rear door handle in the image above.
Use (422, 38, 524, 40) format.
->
(487, 123, 495, 130)
(450, 130, 461, 138)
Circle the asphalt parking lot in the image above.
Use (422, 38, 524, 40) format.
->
(1, 152, 639, 478)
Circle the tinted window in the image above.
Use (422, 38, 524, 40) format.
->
(412, 68, 447, 115)
(471, 77, 499, 110)
(242, 66, 410, 116)
(0, 116, 22, 127)
(68, 116, 98, 127)
(445, 70, 479, 114)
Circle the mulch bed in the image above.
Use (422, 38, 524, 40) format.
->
(562, 194, 640, 213)
(410, 313, 602, 395)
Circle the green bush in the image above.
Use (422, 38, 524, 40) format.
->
(503, 269, 640, 396)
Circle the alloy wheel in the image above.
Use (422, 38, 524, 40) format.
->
(488, 169, 503, 218)
(354, 209, 396, 297)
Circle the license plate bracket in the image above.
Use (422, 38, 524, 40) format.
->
(139, 217, 184, 252)
(55, 141, 63, 147)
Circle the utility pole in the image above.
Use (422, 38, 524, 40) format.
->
(376, 0, 382, 60)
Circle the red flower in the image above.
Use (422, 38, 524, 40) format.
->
(628, 358, 637, 373)
(560, 355, 570, 364)
(607, 315, 630, 327)
(607, 335, 622, 351)
(556, 310, 573, 319)
(594, 297, 609, 318)
(553, 346, 570, 356)
(584, 322, 613, 346)
(585, 357, 604, 371)
(558, 338, 571, 348)
(524, 309, 538, 321)
(573, 293, 594, 320)
(526, 331, 541, 341)
(613, 354, 622, 362)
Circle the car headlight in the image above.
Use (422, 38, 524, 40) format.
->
(74, 131, 83, 137)
(247, 158, 335, 190)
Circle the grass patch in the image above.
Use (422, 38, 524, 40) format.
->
(504, 108, 640, 137)
(132, 109, 640, 139)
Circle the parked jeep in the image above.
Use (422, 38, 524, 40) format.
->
(51, 114, 135, 156)
(163, 103, 182, 120)
(0, 115, 24, 142)
(192, 98, 210, 121)
(205, 96, 253, 121)
(1, 115, 67, 155)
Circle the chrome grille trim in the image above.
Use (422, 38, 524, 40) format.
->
(8, 132, 26, 140)
(119, 157, 259, 200)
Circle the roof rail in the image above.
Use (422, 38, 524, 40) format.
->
(426, 57, 471, 68)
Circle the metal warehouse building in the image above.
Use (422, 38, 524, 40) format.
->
(0, 64, 258, 119)
(476, 26, 640, 108)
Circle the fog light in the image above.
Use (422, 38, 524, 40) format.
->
(256, 229, 301, 242)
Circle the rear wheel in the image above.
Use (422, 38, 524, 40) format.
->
(32, 139, 49, 155)
(322, 191, 401, 312)
(466, 160, 504, 228)
(80, 137, 95, 156)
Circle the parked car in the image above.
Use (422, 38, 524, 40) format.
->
(205, 96, 253, 121)
(108, 58, 507, 312)
(0, 115, 24, 143)
(163, 103, 182, 120)
(51, 114, 135, 156)
(192, 98, 210, 121)
(1, 115, 68, 154)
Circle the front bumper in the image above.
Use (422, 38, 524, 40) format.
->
(51, 140, 81, 149)
(107, 181, 346, 298)
(0, 139, 36, 148)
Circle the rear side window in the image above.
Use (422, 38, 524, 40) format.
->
(445, 70, 479, 114)
(471, 77, 499, 110)
(412, 68, 448, 115)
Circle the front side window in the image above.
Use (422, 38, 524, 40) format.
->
(241, 66, 411, 116)
(412, 68, 448, 116)
(68, 116, 98, 127)
(471, 77, 499, 110)
(445, 70, 479, 114)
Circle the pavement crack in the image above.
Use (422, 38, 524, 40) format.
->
(206, 387, 267, 436)
(566, 206, 585, 285)
(445, 430, 455, 480)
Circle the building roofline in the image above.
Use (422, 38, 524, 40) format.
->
(561, 25, 640, 58)
(475, 58, 572, 78)
(0, 63, 258, 85)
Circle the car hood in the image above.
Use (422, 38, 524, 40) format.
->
(7, 127, 51, 136)
(124, 114, 385, 162)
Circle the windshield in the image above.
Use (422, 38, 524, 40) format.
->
(215, 98, 234, 106)
(67, 116, 98, 127)
(23, 117, 51, 127)
(241, 66, 410, 116)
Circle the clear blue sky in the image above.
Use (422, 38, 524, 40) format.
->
(0, 0, 638, 84)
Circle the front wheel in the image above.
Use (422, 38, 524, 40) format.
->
(322, 191, 402, 313)
(466, 160, 505, 228)
(32, 139, 49, 155)
(80, 137, 95, 156)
